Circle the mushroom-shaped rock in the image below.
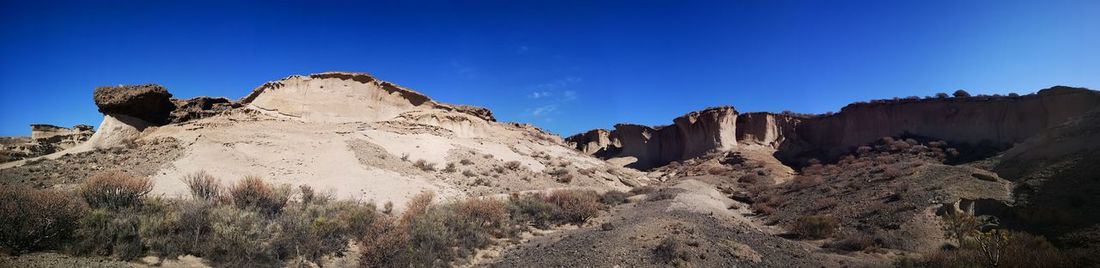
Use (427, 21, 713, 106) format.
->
(93, 84, 176, 125)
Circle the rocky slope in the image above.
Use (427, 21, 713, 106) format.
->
(1, 72, 642, 211)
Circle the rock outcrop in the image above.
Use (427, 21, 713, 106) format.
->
(566, 106, 738, 169)
(571, 86, 1100, 170)
(0, 124, 95, 162)
(169, 96, 240, 123)
(93, 84, 176, 125)
(240, 72, 495, 123)
(795, 86, 1100, 158)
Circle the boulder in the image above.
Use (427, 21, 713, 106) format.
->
(93, 84, 176, 125)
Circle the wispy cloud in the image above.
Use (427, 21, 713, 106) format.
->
(523, 77, 581, 121)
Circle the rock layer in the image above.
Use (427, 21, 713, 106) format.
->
(93, 84, 176, 125)
(567, 106, 738, 169)
(570, 86, 1100, 170)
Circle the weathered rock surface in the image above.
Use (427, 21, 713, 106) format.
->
(566, 107, 738, 169)
(795, 86, 1100, 158)
(93, 84, 176, 125)
(0, 124, 95, 162)
(240, 72, 495, 123)
(169, 96, 239, 123)
(571, 86, 1100, 170)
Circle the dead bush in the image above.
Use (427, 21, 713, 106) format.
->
(459, 159, 474, 165)
(462, 170, 477, 177)
(654, 237, 691, 266)
(413, 159, 437, 172)
(600, 190, 630, 205)
(183, 171, 221, 201)
(750, 202, 776, 215)
(791, 175, 823, 190)
(442, 163, 457, 173)
(826, 232, 876, 251)
(507, 193, 560, 228)
(788, 215, 838, 239)
(80, 170, 153, 210)
(0, 186, 86, 254)
(228, 176, 290, 215)
(503, 161, 522, 170)
(556, 173, 574, 183)
(544, 190, 601, 224)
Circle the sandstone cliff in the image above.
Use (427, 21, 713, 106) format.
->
(795, 86, 1100, 158)
(566, 106, 738, 169)
(570, 86, 1100, 170)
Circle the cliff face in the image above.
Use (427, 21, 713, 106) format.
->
(565, 107, 738, 169)
(570, 86, 1100, 170)
(796, 86, 1100, 157)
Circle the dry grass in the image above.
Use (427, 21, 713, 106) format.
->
(543, 189, 601, 224)
(600, 190, 630, 205)
(503, 160, 522, 170)
(80, 170, 153, 210)
(0, 186, 86, 254)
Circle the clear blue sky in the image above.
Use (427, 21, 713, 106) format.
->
(2, 1, 1098, 137)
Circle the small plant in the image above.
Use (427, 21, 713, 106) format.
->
(556, 173, 574, 183)
(400, 153, 410, 161)
(80, 170, 153, 210)
(413, 159, 437, 172)
(600, 190, 630, 205)
(826, 232, 876, 251)
(788, 215, 838, 239)
(442, 162, 457, 173)
(183, 171, 221, 201)
(0, 186, 86, 254)
(790, 175, 823, 190)
(544, 189, 601, 224)
(459, 158, 474, 165)
(654, 237, 691, 266)
(227, 176, 290, 215)
(503, 160, 522, 170)
(462, 170, 477, 177)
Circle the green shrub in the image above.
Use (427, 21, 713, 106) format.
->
(0, 186, 86, 254)
(228, 176, 290, 215)
(139, 200, 213, 259)
(507, 193, 560, 228)
(788, 215, 838, 239)
(71, 208, 144, 261)
(80, 170, 153, 210)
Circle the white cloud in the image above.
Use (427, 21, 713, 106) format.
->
(521, 77, 582, 121)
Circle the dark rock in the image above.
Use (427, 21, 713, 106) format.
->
(93, 84, 176, 124)
(169, 96, 239, 123)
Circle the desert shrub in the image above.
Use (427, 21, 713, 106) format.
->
(788, 215, 838, 239)
(414, 159, 436, 172)
(507, 193, 560, 228)
(201, 206, 282, 266)
(361, 193, 512, 267)
(462, 170, 477, 177)
(556, 173, 574, 183)
(953, 89, 971, 97)
(138, 200, 214, 259)
(459, 159, 474, 165)
(442, 163, 457, 173)
(923, 230, 1069, 268)
(183, 171, 221, 202)
(600, 190, 630, 205)
(646, 189, 678, 201)
(0, 186, 86, 254)
(654, 237, 691, 266)
(738, 174, 761, 184)
(228, 176, 290, 215)
(71, 208, 145, 260)
(826, 232, 876, 251)
(544, 190, 601, 224)
(80, 170, 153, 210)
(790, 175, 823, 190)
(750, 202, 776, 215)
(935, 92, 950, 98)
(503, 161, 522, 170)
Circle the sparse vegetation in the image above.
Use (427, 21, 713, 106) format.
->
(654, 237, 691, 266)
(503, 160, 522, 170)
(413, 159, 437, 171)
(227, 175, 290, 215)
(80, 170, 153, 210)
(921, 213, 1073, 267)
(787, 215, 838, 239)
(600, 190, 630, 205)
(0, 186, 86, 254)
(183, 171, 221, 201)
(442, 162, 457, 173)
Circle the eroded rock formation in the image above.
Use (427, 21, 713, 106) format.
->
(93, 84, 176, 125)
(570, 86, 1100, 170)
(0, 124, 95, 162)
(169, 96, 240, 123)
(566, 106, 738, 169)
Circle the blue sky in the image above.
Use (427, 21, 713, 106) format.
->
(2, 0, 1098, 137)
